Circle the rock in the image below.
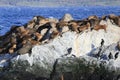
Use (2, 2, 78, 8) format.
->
(0, 14, 120, 80)
(60, 13, 73, 22)
(51, 57, 120, 80)
(6, 21, 120, 79)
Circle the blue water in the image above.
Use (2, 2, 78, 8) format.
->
(0, 6, 120, 35)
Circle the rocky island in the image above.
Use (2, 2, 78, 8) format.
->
(0, 13, 120, 80)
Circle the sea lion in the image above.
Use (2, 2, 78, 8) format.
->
(40, 28, 48, 36)
(50, 31, 60, 39)
(108, 14, 120, 27)
(50, 22, 60, 39)
(16, 26, 29, 38)
(77, 22, 90, 33)
(57, 21, 68, 27)
(17, 41, 33, 55)
(68, 21, 79, 33)
(33, 16, 49, 29)
(10, 36, 17, 44)
(88, 19, 101, 30)
(21, 39, 27, 45)
(75, 20, 87, 26)
(88, 15, 98, 20)
(93, 24, 107, 32)
(9, 25, 21, 33)
(38, 19, 49, 26)
(18, 35, 32, 49)
(9, 48, 14, 54)
(40, 29, 51, 42)
(56, 21, 69, 33)
(30, 40, 40, 45)
(36, 23, 52, 42)
(32, 32, 43, 41)
(101, 15, 108, 21)
(27, 20, 35, 29)
(37, 22, 52, 33)
(8, 43, 17, 54)
(33, 15, 46, 24)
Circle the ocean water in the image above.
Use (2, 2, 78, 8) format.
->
(0, 6, 120, 35)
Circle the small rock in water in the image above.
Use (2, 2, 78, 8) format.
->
(60, 13, 73, 22)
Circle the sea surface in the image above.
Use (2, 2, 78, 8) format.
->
(0, 6, 120, 35)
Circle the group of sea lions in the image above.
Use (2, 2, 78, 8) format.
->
(0, 13, 120, 55)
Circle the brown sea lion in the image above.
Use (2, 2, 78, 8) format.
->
(56, 21, 69, 34)
(50, 30, 60, 39)
(88, 19, 101, 30)
(101, 15, 108, 21)
(16, 26, 29, 38)
(10, 36, 17, 44)
(93, 24, 107, 32)
(30, 40, 40, 45)
(34, 32, 43, 41)
(27, 20, 35, 29)
(8, 43, 16, 54)
(88, 15, 98, 20)
(32, 16, 49, 29)
(38, 19, 49, 26)
(68, 21, 79, 33)
(37, 22, 52, 33)
(21, 39, 27, 45)
(9, 48, 14, 54)
(17, 41, 33, 55)
(49, 22, 60, 39)
(108, 14, 120, 27)
(77, 22, 90, 33)
(57, 21, 68, 27)
(33, 16, 46, 24)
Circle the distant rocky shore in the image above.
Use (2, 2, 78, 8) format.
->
(0, 0, 120, 7)
(0, 13, 120, 80)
